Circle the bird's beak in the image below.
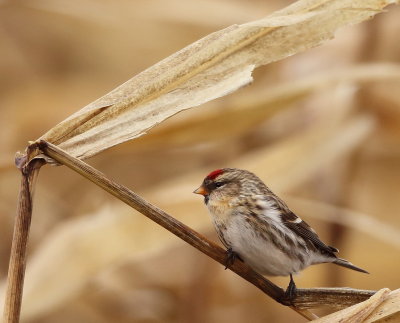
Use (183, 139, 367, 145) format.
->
(193, 185, 208, 196)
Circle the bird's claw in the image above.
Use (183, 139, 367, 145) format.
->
(225, 248, 242, 269)
(282, 274, 297, 305)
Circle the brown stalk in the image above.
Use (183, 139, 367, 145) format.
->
(35, 140, 376, 320)
(3, 148, 45, 323)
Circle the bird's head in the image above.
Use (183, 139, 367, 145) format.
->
(194, 168, 263, 204)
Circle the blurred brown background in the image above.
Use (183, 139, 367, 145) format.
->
(1, 0, 400, 322)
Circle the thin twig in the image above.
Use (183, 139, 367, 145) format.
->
(3, 149, 44, 323)
(37, 141, 375, 319)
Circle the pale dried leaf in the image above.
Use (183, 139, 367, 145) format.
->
(38, 0, 397, 160)
(364, 289, 400, 322)
(313, 288, 390, 323)
(130, 64, 400, 149)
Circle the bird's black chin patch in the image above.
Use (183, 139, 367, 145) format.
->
(204, 195, 209, 205)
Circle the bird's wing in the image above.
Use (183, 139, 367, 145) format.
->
(254, 188, 338, 255)
(265, 192, 339, 255)
(281, 211, 338, 255)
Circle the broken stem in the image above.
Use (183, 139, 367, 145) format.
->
(3, 152, 44, 323)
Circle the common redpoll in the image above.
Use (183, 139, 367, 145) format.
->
(194, 168, 368, 300)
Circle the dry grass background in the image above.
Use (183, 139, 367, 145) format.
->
(1, 0, 400, 322)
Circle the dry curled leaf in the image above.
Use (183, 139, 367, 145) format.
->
(37, 0, 397, 160)
(364, 289, 400, 322)
(313, 288, 391, 322)
(128, 63, 400, 149)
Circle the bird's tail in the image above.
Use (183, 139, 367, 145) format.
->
(333, 258, 369, 274)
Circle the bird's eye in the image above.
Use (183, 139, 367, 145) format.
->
(215, 182, 225, 188)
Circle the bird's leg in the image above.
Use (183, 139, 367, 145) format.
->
(283, 274, 297, 304)
(225, 247, 242, 269)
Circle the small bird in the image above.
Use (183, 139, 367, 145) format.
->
(194, 168, 368, 300)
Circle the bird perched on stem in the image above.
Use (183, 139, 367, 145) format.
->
(194, 168, 368, 301)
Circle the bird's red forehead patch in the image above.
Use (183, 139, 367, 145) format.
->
(206, 169, 224, 180)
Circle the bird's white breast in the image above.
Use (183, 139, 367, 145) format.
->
(226, 214, 302, 276)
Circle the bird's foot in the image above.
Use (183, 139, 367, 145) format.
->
(225, 248, 242, 269)
(282, 274, 297, 305)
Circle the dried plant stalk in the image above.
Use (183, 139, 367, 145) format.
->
(3, 154, 44, 323)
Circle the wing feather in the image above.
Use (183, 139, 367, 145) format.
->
(284, 214, 338, 255)
(265, 192, 338, 255)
